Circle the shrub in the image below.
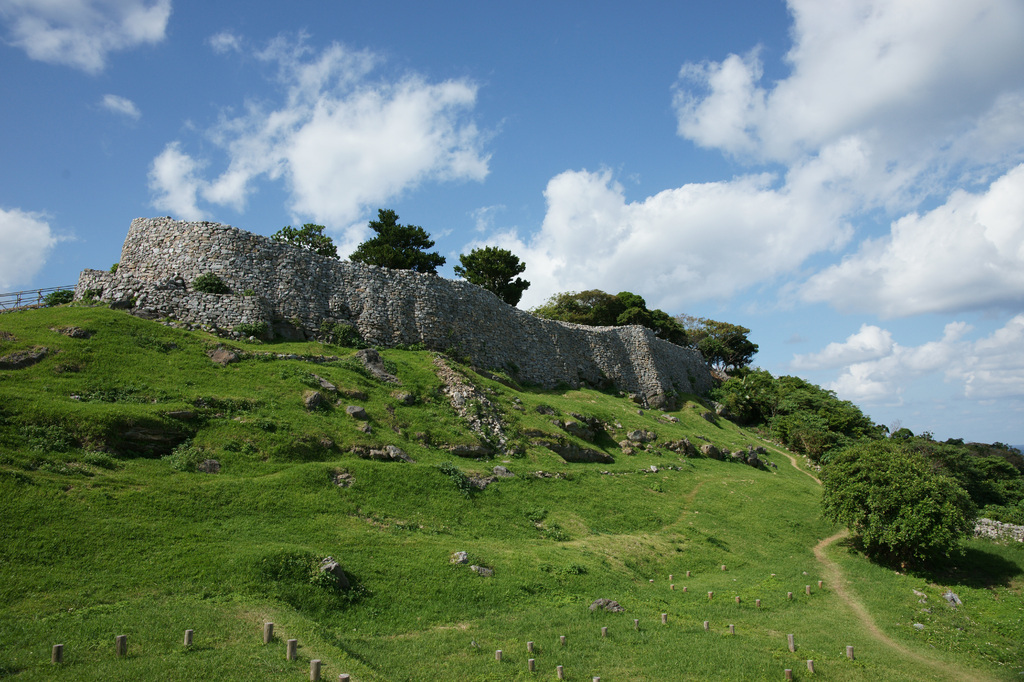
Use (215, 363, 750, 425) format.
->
(822, 440, 976, 566)
(192, 273, 231, 294)
(234, 321, 268, 339)
(165, 440, 205, 472)
(109, 263, 119, 273)
(437, 461, 475, 498)
(43, 290, 74, 306)
(319, 320, 365, 348)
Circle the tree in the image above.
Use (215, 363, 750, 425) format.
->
(271, 224, 339, 259)
(453, 246, 531, 306)
(822, 440, 976, 566)
(349, 209, 445, 274)
(677, 315, 758, 371)
(531, 290, 688, 345)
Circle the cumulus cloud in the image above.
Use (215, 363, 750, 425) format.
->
(0, 208, 58, 289)
(100, 93, 139, 119)
(148, 142, 207, 220)
(0, 0, 171, 74)
(796, 318, 1024, 405)
(801, 164, 1024, 316)
(488, 166, 854, 310)
(149, 35, 489, 232)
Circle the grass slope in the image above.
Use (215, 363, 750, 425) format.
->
(0, 306, 1020, 681)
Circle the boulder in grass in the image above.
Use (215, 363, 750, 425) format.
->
(450, 551, 469, 564)
(197, 459, 220, 473)
(345, 405, 368, 420)
(303, 390, 326, 411)
(589, 598, 624, 613)
(470, 565, 494, 577)
(318, 557, 351, 590)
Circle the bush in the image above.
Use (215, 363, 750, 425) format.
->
(192, 273, 231, 294)
(43, 290, 74, 306)
(822, 440, 976, 566)
(234, 321, 268, 339)
(437, 461, 475, 498)
(165, 440, 205, 472)
(109, 263, 119, 273)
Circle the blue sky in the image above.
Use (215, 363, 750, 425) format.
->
(2, 0, 1023, 445)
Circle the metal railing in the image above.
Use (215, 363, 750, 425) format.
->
(0, 285, 76, 311)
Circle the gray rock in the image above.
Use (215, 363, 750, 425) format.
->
(303, 390, 326, 411)
(913, 623, 924, 630)
(50, 326, 92, 339)
(700, 411, 716, 423)
(450, 551, 469, 564)
(559, 419, 596, 442)
(339, 388, 368, 401)
(0, 346, 50, 370)
(470, 565, 494, 577)
(318, 557, 350, 589)
(197, 459, 220, 473)
(354, 348, 401, 384)
(943, 591, 962, 608)
(449, 444, 494, 458)
(535, 405, 558, 415)
(312, 374, 337, 392)
(206, 348, 238, 366)
(492, 466, 514, 478)
(626, 429, 657, 443)
(700, 443, 723, 460)
(392, 391, 415, 405)
(589, 598, 624, 613)
(543, 440, 614, 464)
(345, 405, 368, 420)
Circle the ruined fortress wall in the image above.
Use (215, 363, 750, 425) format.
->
(76, 217, 713, 401)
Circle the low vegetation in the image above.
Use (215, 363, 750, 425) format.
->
(0, 306, 1020, 680)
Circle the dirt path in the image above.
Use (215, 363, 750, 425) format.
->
(775, 447, 999, 681)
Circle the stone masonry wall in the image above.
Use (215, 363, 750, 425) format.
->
(76, 217, 713, 402)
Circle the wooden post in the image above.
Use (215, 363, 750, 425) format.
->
(527, 641, 534, 653)
(787, 592, 793, 600)
(729, 624, 735, 635)
(184, 629, 193, 647)
(263, 622, 274, 644)
(755, 599, 761, 608)
(528, 658, 535, 672)
(787, 634, 795, 652)
(310, 659, 321, 681)
(785, 669, 793, 681)
(669, 574, 674, 581)
(735, 596, 741, 604)
(339, 675, 351, 682)
(286, 639, 297, 661)
(807, 659, 815, 673)
(703, 621, 709, 631)
(771, 573, 776, 578)
(805, 585, 811, 595)
(670, 584, 675, 590)
(601, 626, 608, 637)
(560, 635, 566, 646)
(818, 580, 823, 588)
(51, 644, 63, 664)
(721, 564, 727, 571)
(661, 613, 668, 624)
(557, 665, 565, 679)
(682, 586, 687, 593)
(634, 619, 639, 631)
(708, 591, 714, 600)
(115, 635, 127, 658)
(649, 579, 654, 583)
(495, 649, 502, 661)
(846, 645, 855, 660)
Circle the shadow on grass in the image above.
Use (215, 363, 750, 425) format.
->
(840, 536, 1022, 589)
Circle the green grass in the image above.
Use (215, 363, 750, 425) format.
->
(0, 306, 1020, 680)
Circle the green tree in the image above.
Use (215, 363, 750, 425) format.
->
(677, 315, 758, 371)
(822, 440, 976, 566)
(532, 290, 688, 345)
(453, 246, 531, 306)
(271, 223, 339, 259)
(349, 209, 445, 274)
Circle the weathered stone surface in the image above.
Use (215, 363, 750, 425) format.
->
(449, 444, 493, 458)
(207, 348, 238, 366)
(974, 518, 1024, 543)
(0, 346, 50, 369)
(197, 459, 220, 473)
(558, 419, 596, 442)
(345, 405, 368, 420)
(50, 326, 92, 339)
(492, 466, 514, 478)
(339, 388, 368, 401)
(700, 443, 722, 459)
(75, 218, 713, 400)
(626, 429, 657, 443)
(392, 391, 415, 405)
(542, 439, 614, 464)
(318, 557, 351, 589)
(535, 405, 558, 415)
(943, 591, 962, 608)
(469, 565, 494, 577)
(700, 411, 716, 423)
(589, 598, 624, 613)
(303, 390, 326, 411)
(450, 551, 469, 564)
(355, 348, 401, 384)
(312, 374, 337, 392)
(351, 444, 413, 463)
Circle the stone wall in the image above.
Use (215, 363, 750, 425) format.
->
(974, 518, 1024, 543)
(76, 217, 713, 402)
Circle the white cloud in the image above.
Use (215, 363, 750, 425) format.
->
(148, 142, 207, 220)
(791, 324, 894, 370)
(486, 166, 853, 311)
(0, 208, 58, 289)
(801, 163, 1024, 316)
(800, 318, 1024, 406)
(149, 35, 489, 232)
(208, 30, 241, 54)
(0, 0, 171, 74)
(100, 93, 139, 119)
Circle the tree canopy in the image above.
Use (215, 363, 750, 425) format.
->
(822, 440, 976, 566)
(349, 209, 445, 274)
(531, 290, 688, 346)
(271, 223, 339, 259)
(453, 246, 531, 306)
(677, 315, 758, 371)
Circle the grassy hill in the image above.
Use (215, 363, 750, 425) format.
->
(0, 306, 1021, 680)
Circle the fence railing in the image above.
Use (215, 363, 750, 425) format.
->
(0, 286, 76, 311)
